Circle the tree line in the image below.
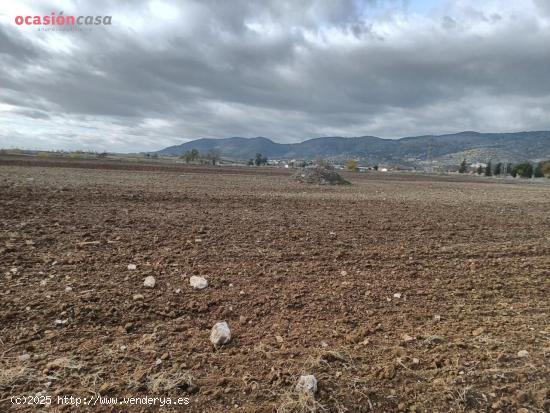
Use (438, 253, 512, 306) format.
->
(179, 149, 220, 165)
(179, 150, 270, 166)
(459, 159, 550, 178)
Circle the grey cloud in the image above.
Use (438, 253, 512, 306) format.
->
(13, 108, 50, 119)
(0, 0, 549, 152)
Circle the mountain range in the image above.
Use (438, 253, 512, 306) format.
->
(156, 131, 550, 166)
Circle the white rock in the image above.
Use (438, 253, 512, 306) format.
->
(517, 350, 529, 358)
(65, 286, 72, 292)
(175, 288, 181, 294)
(127, 264, 137, 270)
(340, 270, 348, 276)
(393, 292, 402, 299)
(401, 334, 415, 342)
(295, 375, 318, 395)
(54, 319, 68, 326)
(210, 321, 231, 346)
(189, 276, 208, 289)
(143, 276, 156, 288)
(18, 354, 31, 362)
(132, 293, 144, 300)
(433, 315, 441, 321)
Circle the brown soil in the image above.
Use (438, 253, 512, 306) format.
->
(0, 157, 548, 412)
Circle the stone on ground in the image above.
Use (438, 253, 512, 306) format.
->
(190, 275, 208, 289)
(127, 264, 137, 270)
(210, 321, 231, 346)
(517, 350, 529, 358)
(143, 276, 156, 288)
(295, 375, 318, 395)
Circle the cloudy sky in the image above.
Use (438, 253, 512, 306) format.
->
(1, 0, 549, 152)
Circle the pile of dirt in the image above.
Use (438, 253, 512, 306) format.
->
(293, 165, 350, 185)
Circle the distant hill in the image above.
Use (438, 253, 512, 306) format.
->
(156, 131, 550, 166)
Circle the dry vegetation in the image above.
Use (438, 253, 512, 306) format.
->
(0, 157, 549, 412)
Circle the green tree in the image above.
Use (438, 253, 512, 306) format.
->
(255, 153, 267, 166)
(247, 159, 254, 166)
(541, 160, 550, 177)
(534, 161, 546, 178)
(345, 159, 359, 171)
(513, 162, 533, 178)
(373, 164, 379, 171)
(458, 159, 467, 173)
(485, 160, 492, 176)
(506, 163, 513, 176)
(494, 162, 502, 176)
(477, 165, 484, 175)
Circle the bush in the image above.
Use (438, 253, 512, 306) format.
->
(513, 162, 533, 178)
(345, 160, 358, 171)
(542, 161, 550, 177)
(255, 153, 267, 166)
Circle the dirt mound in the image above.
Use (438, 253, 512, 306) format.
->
(293, 166, 350, 185)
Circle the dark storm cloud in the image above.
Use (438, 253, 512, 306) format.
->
(0, 25, 38, 60)
(0, 0, 550, 151)
(13, 108, 50, 119)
